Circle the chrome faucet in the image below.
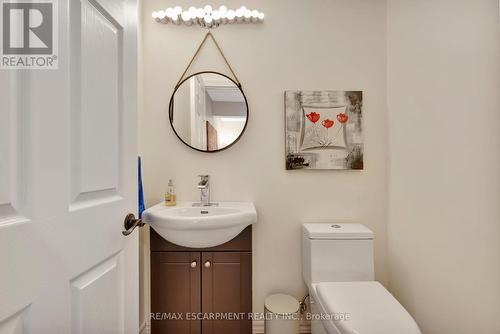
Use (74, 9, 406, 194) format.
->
(197, 175, 210, 206)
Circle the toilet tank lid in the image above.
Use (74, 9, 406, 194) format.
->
(302, 223, 373, 240)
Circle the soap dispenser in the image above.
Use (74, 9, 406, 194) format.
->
(165, 179, 176, 206)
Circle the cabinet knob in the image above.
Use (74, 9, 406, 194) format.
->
(204, 261, 211, 268)
(190, 261, 197, 268)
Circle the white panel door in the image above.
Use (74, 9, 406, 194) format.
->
(0, 0, 139, 332)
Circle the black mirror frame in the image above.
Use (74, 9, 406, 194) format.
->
(168, 71, 249, 153)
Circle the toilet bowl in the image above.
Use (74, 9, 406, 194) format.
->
(302, 223, 422, 334)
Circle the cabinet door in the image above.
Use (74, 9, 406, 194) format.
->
(151, 252, 201, 334)
(202, 252, 252, 334)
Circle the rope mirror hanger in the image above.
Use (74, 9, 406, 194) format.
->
(175, 31, 242, 88)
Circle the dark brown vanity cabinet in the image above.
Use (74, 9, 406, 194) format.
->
(150, 227, 252, 334)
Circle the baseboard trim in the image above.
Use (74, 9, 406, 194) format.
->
(141, 318, 310, 333)
(252, 320, 264, 334)
(139, 321, 145, 334)
(139, 320, 150, 334)
(252, 320, 311, 334)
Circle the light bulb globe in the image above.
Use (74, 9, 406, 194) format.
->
(226, 10, 235, 19)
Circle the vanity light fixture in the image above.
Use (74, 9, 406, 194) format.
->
(152, 5, 265, 28)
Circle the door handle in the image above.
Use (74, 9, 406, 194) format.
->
(190, 261, 197, 268)
(122, 213, 145, 236)
(204, 261, 211, 268)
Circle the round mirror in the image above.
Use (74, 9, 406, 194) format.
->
(169, 71, 249, 152)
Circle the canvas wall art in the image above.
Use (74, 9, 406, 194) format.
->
(285, 90, 363, 170)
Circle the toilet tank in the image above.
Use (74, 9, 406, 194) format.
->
(302, 223, 374, 288)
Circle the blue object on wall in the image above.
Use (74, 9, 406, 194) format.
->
(138, 156, 145, 218)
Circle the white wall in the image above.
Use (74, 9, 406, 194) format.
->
(140, 0, 388, 320)
(387, 1, 500, 333)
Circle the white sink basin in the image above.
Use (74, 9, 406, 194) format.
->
(142, 201, 257, 248)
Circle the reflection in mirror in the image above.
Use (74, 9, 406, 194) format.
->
(170, 72, 248, 152)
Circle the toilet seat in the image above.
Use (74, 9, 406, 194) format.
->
(314, 281, 421, 334)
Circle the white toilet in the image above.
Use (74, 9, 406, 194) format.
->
(302, 223, 422, 334)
